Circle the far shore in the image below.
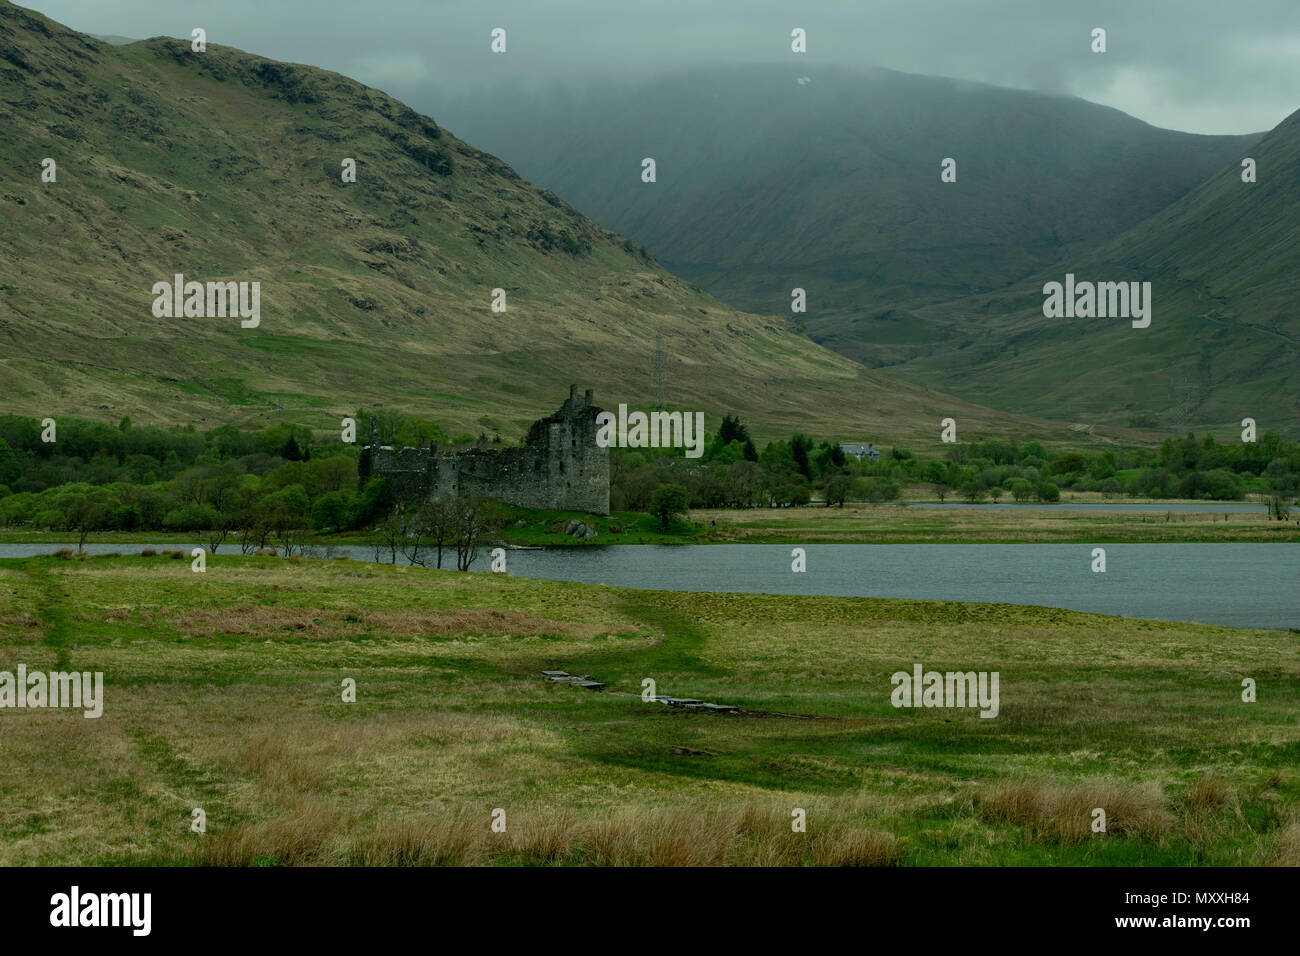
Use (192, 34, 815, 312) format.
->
(2, 495, 1296, 548)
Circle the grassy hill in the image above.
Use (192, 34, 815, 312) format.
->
(436, 65, 1259, 369)
(894, 107, 1300, 434)
(2, 553, 1295, 865)
(0, 1, 1128, 450)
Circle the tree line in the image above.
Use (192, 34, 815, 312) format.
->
(1, 413, 1297, 552)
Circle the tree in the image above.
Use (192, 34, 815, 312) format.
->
(1263, 460, 1297, 520)
(59, 493, 110, 551)
(649, 483, 690, 529)
(723, 460, 767, 508)
(453, 495, 497, 571)
(1006, 478, 1032, 503)
(824, 472, 852, 507)
(718, 414, 751, 447)
(860, 476, 901, 502)
(310, 492, 349, 533)
(111, 503, 142, 531)
(1034, 480, 1061, 503)
(790, 435, 814, 479)
(207, 514, 235, 553)
(1050, 453, 1087, 476)
(395, 497, 457, 569)
(416, 497, 457, 569)
(371, 507, 409, 564)
(353, 477, 392, 528)
(281, 436, 305, 462)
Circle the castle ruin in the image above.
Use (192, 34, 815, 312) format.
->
(360, 385, 610, 515)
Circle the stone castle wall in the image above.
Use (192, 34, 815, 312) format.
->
(362, 386, 610, 515)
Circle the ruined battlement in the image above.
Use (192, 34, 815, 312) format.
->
(360, 385, 610, 515)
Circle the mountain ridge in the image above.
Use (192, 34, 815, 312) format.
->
(0, 0, 1131, 450)
(433, 63, 1261, 348)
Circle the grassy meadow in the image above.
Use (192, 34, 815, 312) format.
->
(0, 551, 1296, 866)
(693, 503, 1300, 544)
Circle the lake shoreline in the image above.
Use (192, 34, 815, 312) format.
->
(4, 541, 1295, 631)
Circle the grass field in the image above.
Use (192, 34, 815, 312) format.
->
(694, 503, 1300, 544)
(0, 553, 1295, 866)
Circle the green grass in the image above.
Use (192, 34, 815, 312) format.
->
(0, 553, 1295, 866)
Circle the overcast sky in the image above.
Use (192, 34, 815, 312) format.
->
(24, 0, 1300, 135)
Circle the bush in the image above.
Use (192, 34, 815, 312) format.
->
(864, 476, 902, 502)
(1005, 478, 1033, 503)
(310, 492, 349, 532)
(1203, 468, 1244, 500)
(1050, 453, 1087, 476)
(162, 503, 219, 531)
(1034, 481, 1061, 503)
(111, 503, 143, 531)
(823, 473, 852, 507)
(649, 484, 691, 529)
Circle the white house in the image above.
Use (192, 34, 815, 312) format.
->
(840, 443, 881, 463)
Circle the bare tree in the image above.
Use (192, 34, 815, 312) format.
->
(454, 495, 501, 571)
(404, 498, 456, 568)
(371, 507, 408, 564)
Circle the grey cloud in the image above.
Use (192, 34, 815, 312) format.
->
(25, 0, 1300, 133)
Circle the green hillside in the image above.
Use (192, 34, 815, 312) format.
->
(0, 1, 1118, 450)
(436, 65, 1259, 368)
(894, 107, 1300, 434)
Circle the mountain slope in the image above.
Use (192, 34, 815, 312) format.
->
(892, 107, 1300, 432)
(0, 1, 1113, 449)
(434, 65, 1260, 366)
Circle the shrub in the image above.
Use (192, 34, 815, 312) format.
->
(649, 483, 691, 529)
(1034, 481, 1061, 503)
(1005, 478, 1033, 503)
(111, 503, 143, 531)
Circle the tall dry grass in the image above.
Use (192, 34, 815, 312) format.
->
(977, 778, 1173, 845)
(197, 802, 903, 867)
